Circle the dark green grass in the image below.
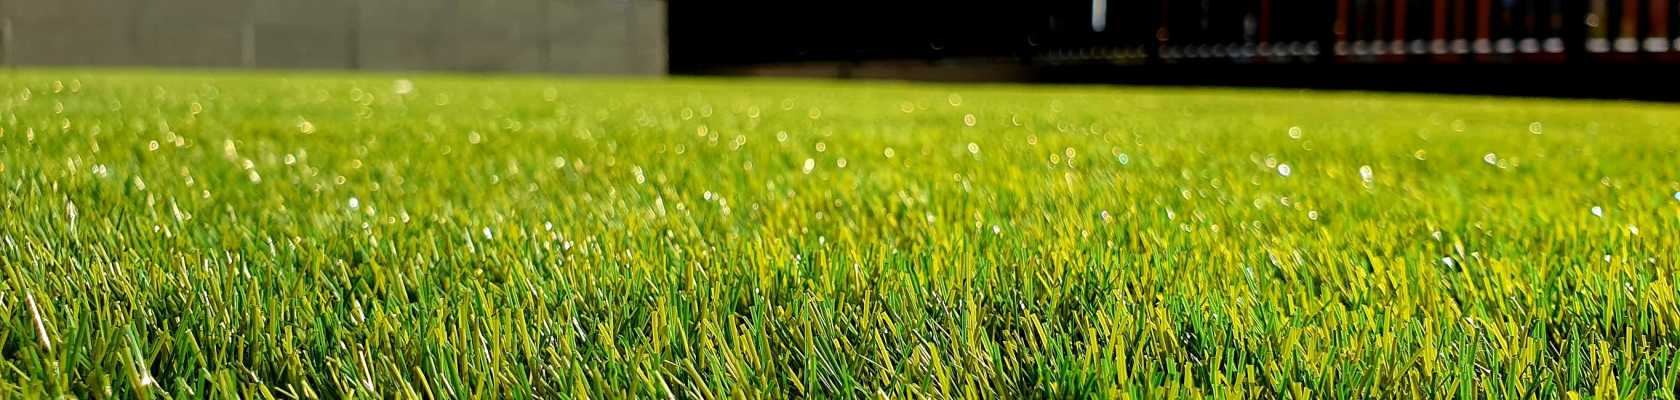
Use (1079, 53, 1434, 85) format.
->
(3, 69, 1680, 398)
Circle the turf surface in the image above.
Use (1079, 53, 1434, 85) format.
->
(4, 69, 1680, 398)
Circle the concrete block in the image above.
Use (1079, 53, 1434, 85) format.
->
(354, 29, 437, 71)
(548, 0, 630, 74)
(252, 0, 354, 28)
(629, 0, 666, 74)
(255, 23, 353, 69)
(1, 0, 665, 74)
(138, 0, 249, 25)
(357, 0, 451, 32)
(7, 19, 138, 66)
(4, 0, 140, 24)
(136, 22, 246, 67)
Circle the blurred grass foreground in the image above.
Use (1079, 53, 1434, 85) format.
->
(4, 69, 1680, 398)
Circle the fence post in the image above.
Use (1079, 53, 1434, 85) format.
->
(627, 0, 637, 75)
(2, 18, 12, 67)
(541, 0, 551, 72)
(243, 0, 255, 68)
(349, 0, 361, 69)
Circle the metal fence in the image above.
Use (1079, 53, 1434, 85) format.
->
(0, 0, 665, 75)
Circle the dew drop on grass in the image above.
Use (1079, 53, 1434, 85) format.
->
(802, 158, 816, 174)
(131, 369, 159, 387)
(963, 114, 976, 127)
(483, 227, 493, 240)
(1308, 210, 1320, 221)
(1117, 153, 1130, 165)
(223, 139, 239, 159)
(1483, 153, 1498, 165)
(1528, 121, 1543, 134)
(1277, 164, 1292, 177)
(883, 147, 896, 158)
(1359, 165, 1374, 183)
(1591, 206, 1604, 217)
(967, 143, 981, 155)
(393, 79, 414, 95)
(65, 200, 78, 227)
(348, 197, 360, 210)
(1287, 126, 1303, 139)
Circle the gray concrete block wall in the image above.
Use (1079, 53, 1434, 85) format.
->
(254, 23, 355, 69)
(550, 0, 628, 74)
(0, 0, 665, 75)
(3, 0, 143, 66)
(628, 0, 666, 75)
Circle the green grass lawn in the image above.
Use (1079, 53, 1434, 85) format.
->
(4, 69, 1680, 398)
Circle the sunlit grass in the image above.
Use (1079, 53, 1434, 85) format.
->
(3, 69, 1680, 398)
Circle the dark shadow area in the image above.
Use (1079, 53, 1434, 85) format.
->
(1041, 63, 1680, 101)
(671, 1, 1680, 101)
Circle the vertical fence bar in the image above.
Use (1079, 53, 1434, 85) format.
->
(349, 0, 361, 69)
(541, 0, 551, 72)
(0, 0, 8, 67)
(1, 18, 11, 67)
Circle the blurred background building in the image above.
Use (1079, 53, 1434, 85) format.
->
(4, 1, 1677, 98)
(0, 0, 665, 75)
(674, 1, 1680, 71)
(672, 1, 1680, 99)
